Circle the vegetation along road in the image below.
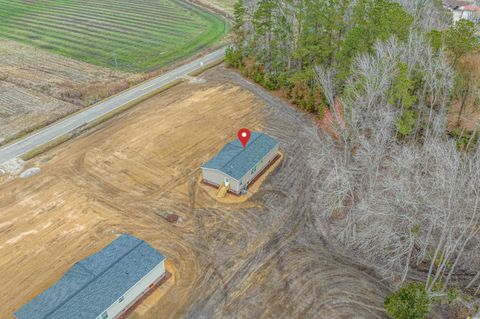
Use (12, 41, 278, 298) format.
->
(0, 47, 226, 165)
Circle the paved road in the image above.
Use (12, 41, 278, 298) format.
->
(0, 47, 226, 165)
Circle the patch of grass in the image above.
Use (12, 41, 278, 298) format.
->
(189, 57, 225, 76)
(21, 133, 73, 161)
(0, 0, 226, 72)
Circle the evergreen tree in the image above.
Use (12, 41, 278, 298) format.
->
(338, 0, 413, 80)
(445, 19, 479, 66)
(232, 0, 246, 48)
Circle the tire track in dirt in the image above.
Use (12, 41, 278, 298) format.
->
(182, 67, 393, 318)
(0, 67, 391, 319)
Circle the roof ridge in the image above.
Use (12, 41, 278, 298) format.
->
(40, 236, 144, 319)
(220, 133, 263, 174)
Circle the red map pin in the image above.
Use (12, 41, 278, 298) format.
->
(237, 128, 251, 148)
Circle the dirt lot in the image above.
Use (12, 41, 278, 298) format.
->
(0, 39, 134, 144)
(0, 66, 390, 318)
(448, 101, 480, 133)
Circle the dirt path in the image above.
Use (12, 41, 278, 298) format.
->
(0, 66, 389, 318)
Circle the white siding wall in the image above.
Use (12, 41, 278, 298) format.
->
(202, 168, 240, 194)
(228, 178, 240, 194)
(202, 169, 226, 187)
(97, 260, 165, 319)
(239, 144, 279, 188)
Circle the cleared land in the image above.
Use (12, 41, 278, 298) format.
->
(0, 0, 225, 72)
(0, 66, 390, 319)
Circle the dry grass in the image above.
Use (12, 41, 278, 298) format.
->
(0, 39, 133, 144)
(0, 37, 224, 146)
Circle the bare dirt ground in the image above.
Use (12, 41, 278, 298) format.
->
(448, 101, 480, 133)
(0, 66, 390, 319)
(0, 39, 132, 144)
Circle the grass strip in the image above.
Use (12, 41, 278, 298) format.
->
(21, 134, 73, 161)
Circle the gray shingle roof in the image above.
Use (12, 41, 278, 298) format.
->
(202, 132, 278, 180)
(15, 235, 165, 319)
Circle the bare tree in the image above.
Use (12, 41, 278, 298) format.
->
(315, 35, 480, 308)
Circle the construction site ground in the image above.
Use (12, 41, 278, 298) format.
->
(0, 66, 390, 319)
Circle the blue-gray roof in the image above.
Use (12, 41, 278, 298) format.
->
(15, 234, 165, 319)
(202, 132, 278, 180)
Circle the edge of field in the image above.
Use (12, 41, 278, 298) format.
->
(20, 57, 225, 161)
(0, 0, 227, 72)
(0, 0, 231, 149)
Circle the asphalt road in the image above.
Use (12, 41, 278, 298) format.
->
(0, 47, 226, 165)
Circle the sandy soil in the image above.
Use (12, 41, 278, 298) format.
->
(0, 39, 132, 143)
(0, 66, 390, 319)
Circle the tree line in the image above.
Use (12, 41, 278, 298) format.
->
(227, 0, 479, 143)
(227, 0, 480, 317)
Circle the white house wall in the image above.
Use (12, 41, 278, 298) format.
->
(240, 144, 279, 188)
(202, 168, 226, 187)
(229, 178, 240, 193)
(99, 260, 165, 319)
(202, 168, 241, 193)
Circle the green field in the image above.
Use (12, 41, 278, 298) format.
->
(0, 0, 226, 72)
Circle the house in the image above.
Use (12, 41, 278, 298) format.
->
(15, 234, 167, 319)
(444, 0, 480, 23)
(201, 132, 279, 194)
(454, 5, 480, 23)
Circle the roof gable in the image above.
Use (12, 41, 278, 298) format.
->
(202, 132, 278, 180)
(15, 235, 165, 319)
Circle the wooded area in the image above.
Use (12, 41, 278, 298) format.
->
(227, 0, 480, 317)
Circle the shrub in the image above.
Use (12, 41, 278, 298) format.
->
(396, 109, 416, 137)
(384, 283, 430, 319)
(225, 47, 243, 68)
